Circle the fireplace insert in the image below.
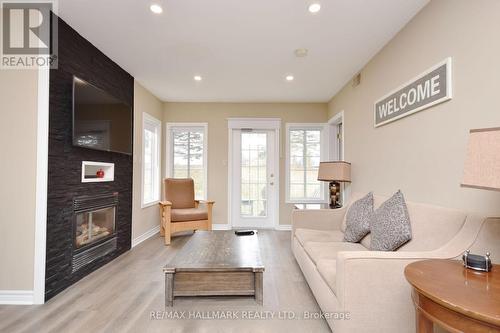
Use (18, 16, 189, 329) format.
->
(72, 192, 119, 272)
(74, 205, 115, 249)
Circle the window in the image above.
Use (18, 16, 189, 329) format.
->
(166, 123, 208, 200)
(142, 113, 161, 207)
(286, 124, 327, 203)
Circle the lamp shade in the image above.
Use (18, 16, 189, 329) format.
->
(317, 161, 351, 182)
(462, 127, 500, 191)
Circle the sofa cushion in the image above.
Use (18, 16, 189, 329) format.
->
(370, 190, 412, 251)
(316, 259, 337, 295)
(344, 192, 374, 243)
(295, 228, 344, 246)
(303, 241, 367, 264)
(171, 207, 208, 222)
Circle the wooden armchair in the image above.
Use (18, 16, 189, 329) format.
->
(159, 178, 214, 245)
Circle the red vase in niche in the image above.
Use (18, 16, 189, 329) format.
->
(96, 169, 105, 178)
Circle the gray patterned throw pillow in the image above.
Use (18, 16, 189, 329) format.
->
(370, 190, 412, 251)
(343, 192, 374, 243)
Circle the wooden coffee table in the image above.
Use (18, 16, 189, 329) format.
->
(164, 231, 264, 307)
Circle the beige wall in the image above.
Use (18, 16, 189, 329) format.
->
(132, 81, 164, 241)
(328, 0, 500, 216)
(0, 70, 39, 290)
(163, 102, 328, 226)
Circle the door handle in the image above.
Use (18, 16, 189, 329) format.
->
(270, 182, 274, 186)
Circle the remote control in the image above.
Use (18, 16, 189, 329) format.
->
(235, 230, 256, 236)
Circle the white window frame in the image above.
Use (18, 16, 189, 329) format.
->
(285, 123, 329, 204)
(165, 122, 208, 200)
(141, 113, 162, 208)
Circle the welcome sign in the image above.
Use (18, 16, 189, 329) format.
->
(374, 58, 452, 127)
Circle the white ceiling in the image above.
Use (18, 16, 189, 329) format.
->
(58, 0, 429, 103)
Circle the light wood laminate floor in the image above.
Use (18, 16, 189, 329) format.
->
(0, 230, 329, 333)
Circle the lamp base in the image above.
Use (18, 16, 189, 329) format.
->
(329, 181, 342, 209)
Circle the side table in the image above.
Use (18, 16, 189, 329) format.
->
(404, 259, 500, 332)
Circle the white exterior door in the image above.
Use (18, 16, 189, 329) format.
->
(230, 129, 277, 228)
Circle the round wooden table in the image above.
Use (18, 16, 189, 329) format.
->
(405, 259, 500, 332)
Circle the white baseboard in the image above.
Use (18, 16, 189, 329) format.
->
(0, 290, 34, 305)
(212, 224, 232, 230)
(132, 225, 160, 248)
(211, 224, 291, 231)
(275, 224, 292, 231)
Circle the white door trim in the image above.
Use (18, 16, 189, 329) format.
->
(228, 117, 281, 130)
(328, 111, 349, 204)
(227, 118, 280, 229)
(33, 65, 50, 304)
(328, 111, 344, 161)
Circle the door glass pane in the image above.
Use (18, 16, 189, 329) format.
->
(241, 132, 267, 217)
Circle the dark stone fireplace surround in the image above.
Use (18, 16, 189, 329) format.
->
(46, 14, 134, 301)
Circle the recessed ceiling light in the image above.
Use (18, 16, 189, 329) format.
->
(194, 75, 202, 81)
(285, 75, 294, 82)
(308, 3, 321, 13)
(150, 4, 163, 14)
(294, 48, 308, 57)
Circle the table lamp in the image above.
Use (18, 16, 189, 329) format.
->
(461, 127, 500, 192)
(317, 161, 351, 208)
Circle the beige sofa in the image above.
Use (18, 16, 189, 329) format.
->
(291, 192, 500, 333)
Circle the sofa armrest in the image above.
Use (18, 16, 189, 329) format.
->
(334, 250, 446, 332)
(291, 207, 347, 237)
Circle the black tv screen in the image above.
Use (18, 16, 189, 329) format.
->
(73, 77, 132, 155)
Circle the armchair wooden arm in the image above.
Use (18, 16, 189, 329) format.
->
(195, 201, 215, 230)
(194, 200, 215, 208)
(196, 200, 215, 204)
(159, 199, 215, 245)
(159, 201, 172, 243)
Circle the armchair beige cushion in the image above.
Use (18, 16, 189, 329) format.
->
(164, 178, 196, 209)
(171, 207, 208, 222)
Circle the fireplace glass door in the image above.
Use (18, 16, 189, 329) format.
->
(75, 206, 116, 249)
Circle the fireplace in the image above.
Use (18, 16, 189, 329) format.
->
(75, 205, 115, 248)
(72, 193, 119, 272)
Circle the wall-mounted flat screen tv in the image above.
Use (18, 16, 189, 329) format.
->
(73, 77, 132, 155)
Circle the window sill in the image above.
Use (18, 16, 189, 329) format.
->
(285, 200, 328, 204)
